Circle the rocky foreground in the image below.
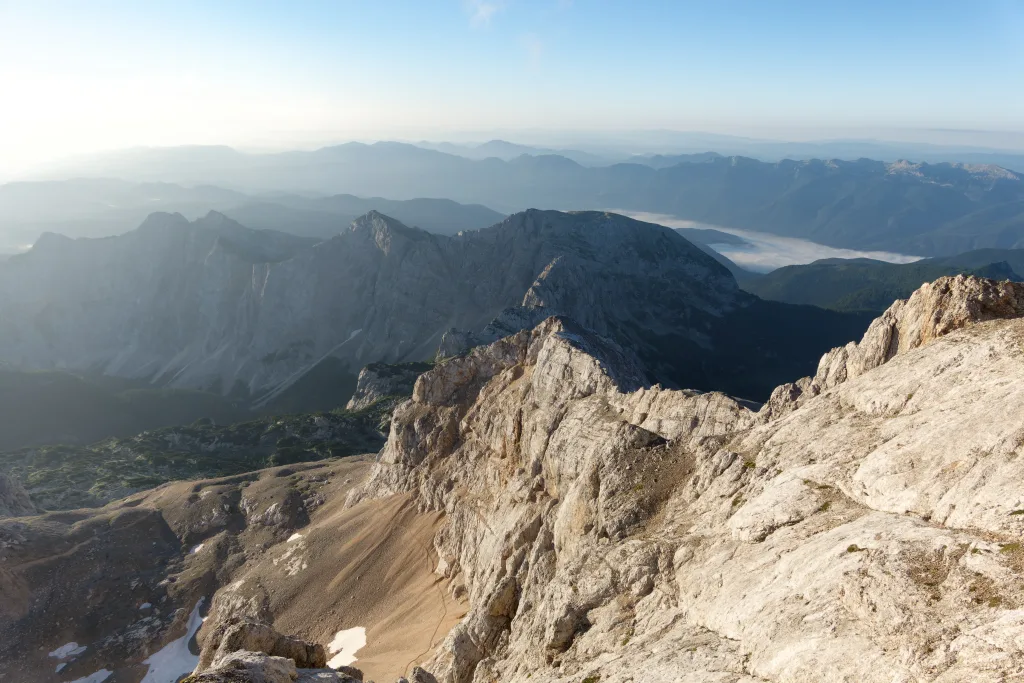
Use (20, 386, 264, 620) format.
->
(4, 275, 1024, 682)
(351, 274, 1024, 682)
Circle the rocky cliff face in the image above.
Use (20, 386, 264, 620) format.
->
(345, 362, 433, 412)
(0, 473, 35, 518)
(760, 274, 1024, 419)
(349, 275, 1024, 682)
(0, 208, 870, 403)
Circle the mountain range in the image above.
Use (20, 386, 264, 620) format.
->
(31, 143, 1024, 256)
(0, 209, 871, 405)
(0, 178, 505, 251)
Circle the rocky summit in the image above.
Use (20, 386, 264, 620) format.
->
(5, 275, 1024, 682)
(0, 209, 869, 404)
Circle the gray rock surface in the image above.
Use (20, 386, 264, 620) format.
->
(188, 650, 299, 683)
(760, 274, 1024, 420)
(346, 363, 432, 412)
(0, 473, 35, 518)
(350, 276, 1024, 682)
(196, 618, 328, 672)
(0, 209, 742, 401)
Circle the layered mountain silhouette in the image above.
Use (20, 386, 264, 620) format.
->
(0, 209, 870, 403)
(40, 143, 1024, 256)
(0, 178, 505, 250)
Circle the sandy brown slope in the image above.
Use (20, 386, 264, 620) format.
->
(1, 455, 464, 682)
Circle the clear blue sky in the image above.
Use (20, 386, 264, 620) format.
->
(0, 0, 1022, 171)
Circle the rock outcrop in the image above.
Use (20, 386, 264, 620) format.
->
(346, 362, 433, 412)
(349, 275, 1024, 682)
(760, 274, 1024, 419)
(187, 619, 365, 683)
(0, 473, 35, 518)
(196, 619, 328, 671)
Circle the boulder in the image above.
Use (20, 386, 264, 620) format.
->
(197, 619, 326, 673)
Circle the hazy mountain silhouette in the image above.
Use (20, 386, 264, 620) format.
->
(40, 144, 1024, 256)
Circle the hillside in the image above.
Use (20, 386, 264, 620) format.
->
(0, 362, 427, 511)
(0, 369, 250, 451)
(743, 255, 1022, 311)
(0, 402, 391, 511)
(6, 276, 1024, 682)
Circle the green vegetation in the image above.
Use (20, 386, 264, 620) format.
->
(0, 400, 397, 511)
(0, 368, 251, 452)
(362, 360, 435, 377)
(742, 257, 1022, 313)
(254, 357, 359, 415)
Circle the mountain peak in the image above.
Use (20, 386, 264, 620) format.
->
(136, 211, 190, 233)
(348, 211, 433, 252)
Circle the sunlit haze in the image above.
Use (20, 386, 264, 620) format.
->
(2, 0, 1023, 178)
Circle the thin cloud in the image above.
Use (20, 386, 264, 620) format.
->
(465, 0, 502, 27)
(618, 211, 922, 273)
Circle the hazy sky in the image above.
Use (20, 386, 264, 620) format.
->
(1, 0, 1023, 175)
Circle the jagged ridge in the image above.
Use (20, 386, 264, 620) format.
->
(349, 275, 1024, 682)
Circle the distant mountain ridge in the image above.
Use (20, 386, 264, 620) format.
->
(0, 209, 871, 402)
(0, 177, 506, 249)
(743, 255, 1023, 312)
(36, 143, 1024, 256)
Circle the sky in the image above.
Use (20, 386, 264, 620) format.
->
(1, 0, 1023, 176)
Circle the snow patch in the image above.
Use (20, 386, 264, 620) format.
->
(140, 598, 205, 683)
(327, 627, 366, 668)
(140, 602, 152, 610)
(49, 642, 87, 659)
(69, 670, 112, 683)
(55, 662, 67, 673)
(273, 540, 308, 576)
(190, 543, 204, 554)
(287, 532, 303, 542)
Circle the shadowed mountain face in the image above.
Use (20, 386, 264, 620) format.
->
(41, 143, 1024, 256)
(0, 209, 870, 402)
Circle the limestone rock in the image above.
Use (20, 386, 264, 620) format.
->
(760, 274, 1024, 420)
(197, 619, 327, 672)
(0, 473, 35, 518)
(346, 362, 431, 412)
(408, 667, 438, 683)
(350, 275, 1024, 682)
(187, 650, 298, 683)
